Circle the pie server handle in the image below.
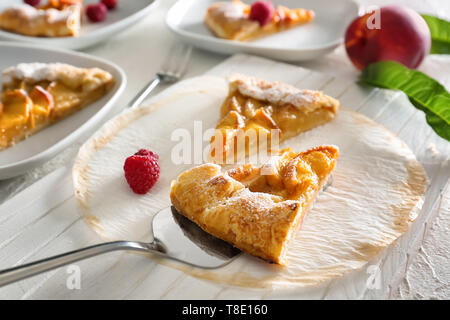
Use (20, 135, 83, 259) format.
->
(0, 240, 161, 288)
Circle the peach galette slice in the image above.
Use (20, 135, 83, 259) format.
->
(170, 145, 339, 265)
(205, 0, 315, 41)
(0, 0, 82, 37)
(0, 62, 114, 150)
(209, 74, 340, 163)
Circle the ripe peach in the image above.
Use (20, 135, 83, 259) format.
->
(345, 6, 431, 69)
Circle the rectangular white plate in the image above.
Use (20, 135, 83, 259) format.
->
(0, 0, 159, 50)
(166, 0, 359, 61)
(0, 42, 126, 179)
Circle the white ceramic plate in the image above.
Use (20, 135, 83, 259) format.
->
(166, 0, 359, 61)
(0, 0, 159, 50)
(0, 42, 126, 179)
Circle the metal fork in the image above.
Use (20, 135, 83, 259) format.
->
(127, 43, 192, 109)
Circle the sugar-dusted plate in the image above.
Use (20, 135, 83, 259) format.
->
(0, 42, 126, 179)
(166, 0, 359, 61)
(0, 0, 159, 50)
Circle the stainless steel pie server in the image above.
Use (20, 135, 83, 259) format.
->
(0, 207, 241, 287)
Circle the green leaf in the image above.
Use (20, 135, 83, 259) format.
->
(421, 14, 450, 54)
(411, 100, 450, 141)
(360, 61, 450, 142)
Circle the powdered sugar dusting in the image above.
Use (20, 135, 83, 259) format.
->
(214, 1, 247, 20)
(230, 74, 323, 111)
(3, 62, 74, 84)
(9, 4, 39, 18)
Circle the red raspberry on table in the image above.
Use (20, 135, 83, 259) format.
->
(124, 150, 160, 195)
(249, 1, 275, 26)
(101, 0, 118, 10)
(86, 3, 108, 23)
(24, 0, 41, 6)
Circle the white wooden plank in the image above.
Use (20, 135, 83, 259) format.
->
(374, 94, 417, 133)
(8, 218, 101, 299)
(205, 54, 250, 77)
(0, 165, 72, 227)
(214, 286, 269, 300)
(123, 265, 188, 299)
(263, 62, 312, 85)
(158, 275, 225, 300)
(321, 76, 355, 99)
(0, 197, 79, 270)
(11, 218, 95, 300)
(206, 54, 277, 78)
(47, 252, 159, 300)
(397, 111, 433, 155)
(356, 90, 400, 119)
(295, 71, 333, 90)
(0, 197, 82, 299)
(338, 84, 376, 111)
(0, 178, 73, 252)
(206, 53, 314, 87)
(76, 254, 179, 300)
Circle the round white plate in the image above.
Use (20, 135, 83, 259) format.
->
(166, 0, 359, 62)
(0, 42, 126, 180)
(0, 0, 159, 50)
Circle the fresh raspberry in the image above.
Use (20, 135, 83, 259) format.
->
(249, 1, 275, 26)
(86, 3, 108, 23)
(124, 151, 160, 195)
(134, 149, 158, 159)
(24, 0, 41, 6)
(101, 0, 118, 10)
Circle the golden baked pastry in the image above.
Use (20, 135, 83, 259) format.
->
(0, 0, 82, 37)
(170, 145, 339, 265)
(204, 0, 314, 41)
(210, 74, 340, 163)
(0, 62, 115, 150)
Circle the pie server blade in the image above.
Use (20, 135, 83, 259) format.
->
(151, 206, 241, 268)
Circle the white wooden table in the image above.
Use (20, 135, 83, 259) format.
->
(0, 0, 448, 299)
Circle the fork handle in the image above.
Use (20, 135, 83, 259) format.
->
(0, 241, 158, 287)
(127, 75, 161, 109)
